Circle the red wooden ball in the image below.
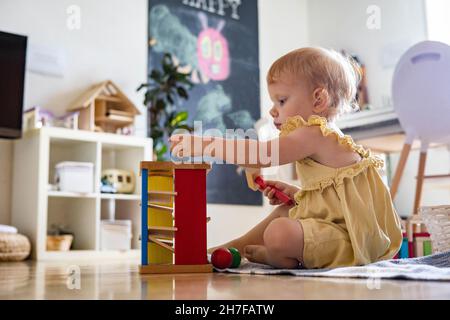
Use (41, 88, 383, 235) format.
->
(211, 248, 233, 269)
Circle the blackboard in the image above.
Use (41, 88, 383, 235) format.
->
(148, 0, 262, 205)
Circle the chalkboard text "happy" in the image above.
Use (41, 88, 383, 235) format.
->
(182, 0, 242, 20)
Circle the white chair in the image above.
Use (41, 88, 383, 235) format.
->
(391, 40, 450, 214)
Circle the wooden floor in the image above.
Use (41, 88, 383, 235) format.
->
(0, 259, 449, 299)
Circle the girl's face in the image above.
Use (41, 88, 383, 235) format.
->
(268, 74, 314, 130)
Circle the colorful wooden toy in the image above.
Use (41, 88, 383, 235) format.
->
(68, 80, 140, 133)
(399, 232, 409, 259)
(245, 170, 293, 205)
(211, 247, 241, 269)
(228, 247, 241, 268)
(211, 248, 233, 269)
(139, 161, 212, 274)
(395, 216, 433, 259)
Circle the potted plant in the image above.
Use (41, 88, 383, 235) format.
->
(137, 53, 194, 160)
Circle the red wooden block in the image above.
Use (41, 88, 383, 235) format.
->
(174, 168, 208, 265)
(254, 176, 293, 205)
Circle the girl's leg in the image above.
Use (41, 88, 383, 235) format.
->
(207, 204, 292, 254)
(244, 218, 304, 269)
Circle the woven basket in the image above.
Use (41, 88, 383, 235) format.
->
(46, 235, 73, 251)
(0, 232, 31, 261)
(420, 205, 450, 254)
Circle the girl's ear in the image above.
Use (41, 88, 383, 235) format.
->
(312, 88, 329, 114)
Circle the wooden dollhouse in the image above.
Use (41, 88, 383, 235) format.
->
(68, 80, 141, 133)
(139, 161, 212, 274)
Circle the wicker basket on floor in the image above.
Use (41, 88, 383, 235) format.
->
(46, 235, 73, 251)
(0, 232, 31, 261)
(420, 205, 450, 254)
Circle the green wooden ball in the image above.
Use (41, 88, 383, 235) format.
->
(228, 247, 241, 268)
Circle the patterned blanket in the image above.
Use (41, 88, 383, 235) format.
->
(217, 251, 450, 281)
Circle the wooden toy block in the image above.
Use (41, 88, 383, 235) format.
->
(405, 215, 430, 257)
(423, 239, 433, 256)
(413, 232, 432, 257)
(399, 232, 409, 259)
(174, 168, 208, 265)
(140, 161, 212, 274)
(147, 173, 174, 265)
(139, 263, 212, 274)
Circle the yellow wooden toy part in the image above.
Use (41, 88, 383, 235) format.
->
(147, 174, 174, 264)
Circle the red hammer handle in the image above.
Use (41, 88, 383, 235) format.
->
(254, 176, 294, 206)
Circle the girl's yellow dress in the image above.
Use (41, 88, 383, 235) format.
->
(280, 115, 403, 269)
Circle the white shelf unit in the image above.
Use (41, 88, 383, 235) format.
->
(11, 127, 152, 260)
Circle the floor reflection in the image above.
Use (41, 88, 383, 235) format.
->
(0, 260, 449, 299)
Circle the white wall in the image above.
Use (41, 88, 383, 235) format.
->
(308, 0, 428, 109)
(426, 0, 450, 45)
(0, 0, 148, 225)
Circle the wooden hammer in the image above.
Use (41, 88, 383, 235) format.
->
(245, 169, 293, 205)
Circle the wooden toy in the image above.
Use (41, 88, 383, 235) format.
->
(68, 80, 140, 133)
(139, 161, 212, 274)
(228, 247, 241, 268)
(398, 232, 409, 259)
(101, 169, 135, 194)
(413, 232, 432, 257)
(423, 238, 433, 256)
(245, 170, 293, 205)
(211, 248, 233, 269)
(398, 215, 434, 258)
(210, 247, 241, 269)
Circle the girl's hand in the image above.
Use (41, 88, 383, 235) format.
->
(261, 180, 299, 206)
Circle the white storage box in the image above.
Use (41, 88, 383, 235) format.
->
(100, 220, 132, 251)
(55, 161, 94, 193)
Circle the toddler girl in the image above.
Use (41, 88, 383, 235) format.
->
(170, 47, 403, 269)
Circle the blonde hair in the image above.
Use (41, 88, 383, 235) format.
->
(267, 47, 361, 120)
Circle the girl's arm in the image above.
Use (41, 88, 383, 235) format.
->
(170, 126, 320, 168)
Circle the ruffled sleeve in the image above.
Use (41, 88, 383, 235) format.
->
(279, 115, 383, 165)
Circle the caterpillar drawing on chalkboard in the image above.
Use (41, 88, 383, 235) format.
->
(150, 5, 230, 84)
(197, 12, 230, 81)
(150, 5, 255, 133)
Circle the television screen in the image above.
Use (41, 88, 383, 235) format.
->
(0, 31, 27, 139)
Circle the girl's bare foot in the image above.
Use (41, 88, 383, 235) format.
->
(243, 245, 270, 265)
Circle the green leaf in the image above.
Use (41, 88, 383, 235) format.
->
(155, 99, 165, 110)
(136, 83, 149, 92)
(176, 87, 188, 99)
(170, 111, 188, 127)
(155, 143, 168, 161)
(150, 127, 163, 140)
(167, 94, 174, 105)
(150, 70, 162, 81)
